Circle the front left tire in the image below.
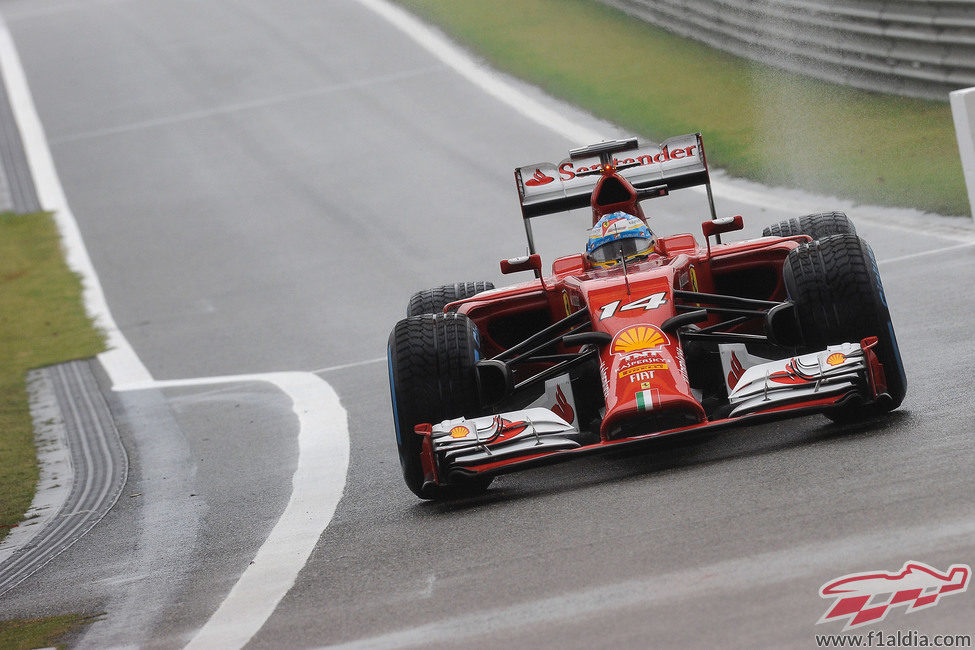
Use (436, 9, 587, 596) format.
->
(763, 211, 856, 240)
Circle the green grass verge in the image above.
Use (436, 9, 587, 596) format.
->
(0, 614, 98, 649)
(0, 211, 104, 543)
(398, 0, 968, 216)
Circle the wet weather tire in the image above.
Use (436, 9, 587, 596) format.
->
(407, 281, 495, 316)
(783, 234, 907, 421)
(387, 313, 492, 499)
(763, 211, 855, 240)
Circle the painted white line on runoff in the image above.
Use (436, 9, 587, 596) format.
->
(354, 0, 604, 145)
(121, 368, 351, 650)
(877, 241, 975, 266)
(121, 372, 350, 650)
(0, 11, 148, 581)
(50, 65, 441, 146)
(355, 0, 975, 244)
(0, 13, 350, 649)
(0, 17, 151, 388)
(312, 356, 387, 375)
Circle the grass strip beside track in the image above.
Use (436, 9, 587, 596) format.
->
(0, 614, 97, 649)
(0, 211, 104, 543)
(397, 0, 968, 216)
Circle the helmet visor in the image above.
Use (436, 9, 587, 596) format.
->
(589, 236, 654, 266)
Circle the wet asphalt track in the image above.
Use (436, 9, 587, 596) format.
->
(1, 0, 974, 647)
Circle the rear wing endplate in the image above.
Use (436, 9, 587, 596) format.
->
(515, 133, 714, 220)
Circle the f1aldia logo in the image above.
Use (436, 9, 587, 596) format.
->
(524, 168, 555, 186)
(818, 561, 970, 631)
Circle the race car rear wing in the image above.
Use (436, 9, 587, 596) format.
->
(514, 133, 717, 253)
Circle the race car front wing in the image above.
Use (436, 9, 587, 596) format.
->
(726, 339, 886, 417)
(415, 337, 889, 487)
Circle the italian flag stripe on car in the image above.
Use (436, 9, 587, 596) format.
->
(636, 389, 657, 411)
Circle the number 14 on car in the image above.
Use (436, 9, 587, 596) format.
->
(598, 292, 668, 320)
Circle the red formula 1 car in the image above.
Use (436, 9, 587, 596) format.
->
(387, 134, 906, 499)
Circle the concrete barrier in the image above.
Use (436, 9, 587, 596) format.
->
(950, 87, 975, 219)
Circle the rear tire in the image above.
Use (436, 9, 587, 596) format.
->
(387, 313, 492, 499)
(783, 234, 906, 421)
(407, 281, 495, 316)
(763, 211, 855, 240)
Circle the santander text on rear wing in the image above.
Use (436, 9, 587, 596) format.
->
(515, 133, 713, 220)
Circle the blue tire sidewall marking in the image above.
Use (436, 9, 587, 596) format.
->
(387, 347, 404, 448)
(865, 243, 889, 308)
(886, 320, 907, 388)
(867, 243, 905, 389)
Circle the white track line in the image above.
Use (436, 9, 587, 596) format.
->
(118, 373, 349, 650)
(312, 356, 386, 375)
(50, 65, 441, 146)
(0, 17, 151, 388)
(877, 241, 975, 266)
(0, 13, 350, 649)
(355, 0, 601, 146)
(152, 372, 348, 650)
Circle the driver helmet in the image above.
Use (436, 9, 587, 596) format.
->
(586, 212, 655, 268)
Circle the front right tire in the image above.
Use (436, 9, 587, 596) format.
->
(387, 312, 492, 499)
(783, 234, 907, 420)
(407, 281, 495, 316)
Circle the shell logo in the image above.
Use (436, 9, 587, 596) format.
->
(826, 353, 846, 367)
(449, 425, 471, 439)
(611, 325, 670, 354)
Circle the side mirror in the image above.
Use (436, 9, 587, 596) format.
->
(701, 215, 744, 239)
(501, 253, 542, 278)
(551, 254, 587, 276)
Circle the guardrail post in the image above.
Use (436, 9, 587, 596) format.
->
(950, 87, 975, 221)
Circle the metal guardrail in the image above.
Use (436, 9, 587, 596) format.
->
(600, 0, 975, 100)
